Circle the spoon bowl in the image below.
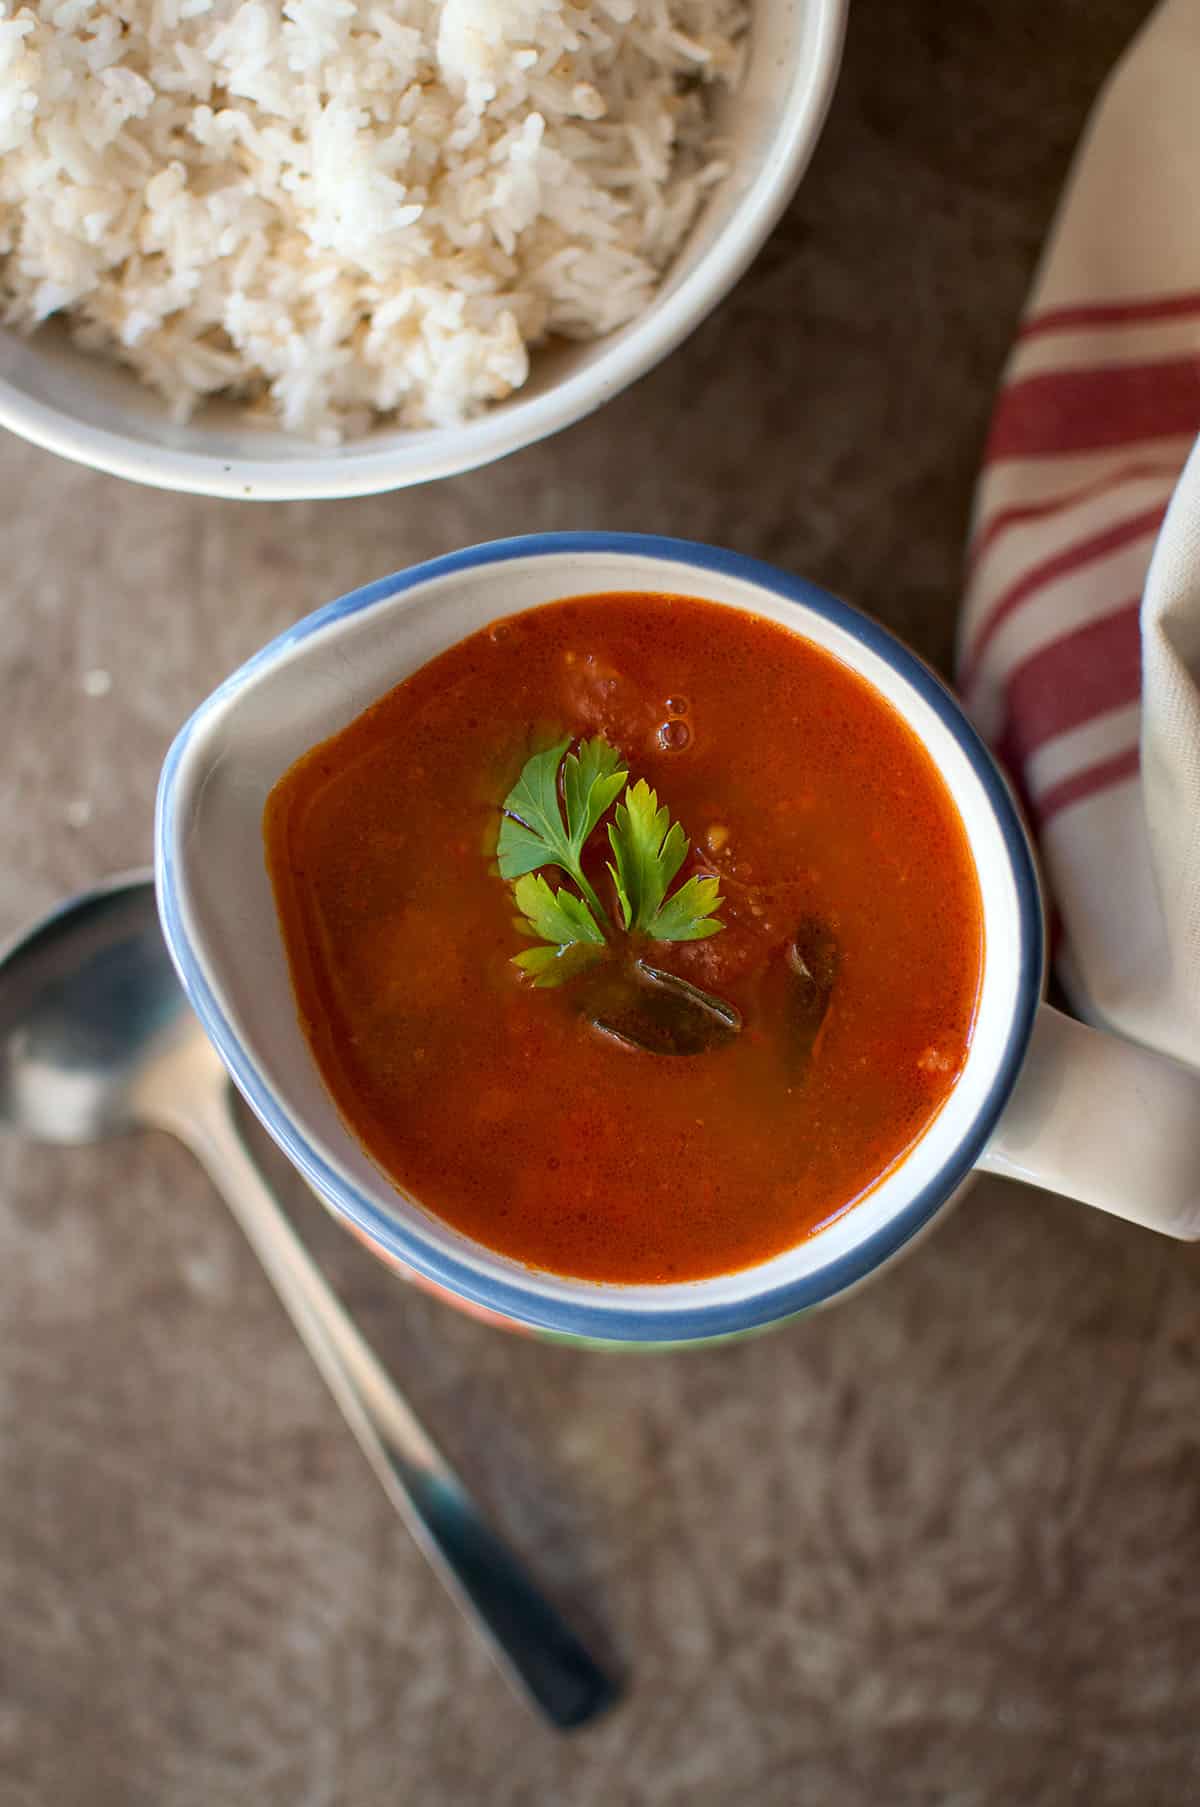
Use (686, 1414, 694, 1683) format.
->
(0, 876, 188, 1145)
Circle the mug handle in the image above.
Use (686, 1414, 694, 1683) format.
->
(978, 1002, 1200, 1239)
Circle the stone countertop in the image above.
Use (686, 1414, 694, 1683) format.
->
(4, 3, 1199, 1803)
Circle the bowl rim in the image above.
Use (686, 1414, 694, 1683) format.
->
(0, 0, 847, 501)
(155, 531, 1045, 1340)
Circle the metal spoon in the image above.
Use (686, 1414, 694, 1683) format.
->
(0, 873, 616, 1731)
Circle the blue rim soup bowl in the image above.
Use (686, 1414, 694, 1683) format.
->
(155, 533, 1049, 1347)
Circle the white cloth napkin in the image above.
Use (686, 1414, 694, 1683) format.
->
(959, 0, 1200, 1071)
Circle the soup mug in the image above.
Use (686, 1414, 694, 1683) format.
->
(155, 534, 1200, 1348)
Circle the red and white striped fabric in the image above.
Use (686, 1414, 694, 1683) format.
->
(959, 0, 1200, 1069)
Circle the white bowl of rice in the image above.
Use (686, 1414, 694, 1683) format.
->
(0, 0, 845, 500)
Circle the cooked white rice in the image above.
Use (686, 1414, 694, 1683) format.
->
(0, 0, 745, 439)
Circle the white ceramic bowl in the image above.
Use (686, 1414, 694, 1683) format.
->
(0, 1, 845, 501)
(156, 534, 1048, 1345)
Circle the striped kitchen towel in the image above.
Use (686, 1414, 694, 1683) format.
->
(959, 0, 1200, 1071)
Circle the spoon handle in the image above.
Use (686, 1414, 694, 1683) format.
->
(173, 1077, 617, 1731)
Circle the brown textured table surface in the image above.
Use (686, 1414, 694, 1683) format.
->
(5, 3, 1200, 1803)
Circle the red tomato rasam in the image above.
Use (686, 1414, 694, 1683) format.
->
(264, 594, 983, 1283)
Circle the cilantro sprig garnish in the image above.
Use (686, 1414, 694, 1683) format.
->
(497, 735, 724, 987)
(510, 873, 606, 986)
(496, 734, 626, 928)
(608, 781, 724, 943)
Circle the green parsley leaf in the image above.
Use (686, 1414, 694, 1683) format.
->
(512, 873, 605, 946)
(496, 734, 628, 929)
(496, 736, 724, 987)
(607, 779, 724, 942)
(512, 943, 605, 986)
(510, 873, 606, 987)
(496, 735, 573, 880)
(562, 736, 629, 852)
(642, 873, 725, 942)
